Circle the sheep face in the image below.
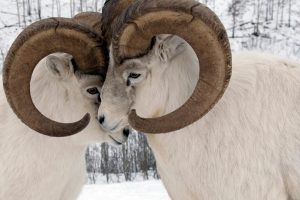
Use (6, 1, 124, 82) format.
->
(98, 35, 193, 132)
(31, 53, 129, 145)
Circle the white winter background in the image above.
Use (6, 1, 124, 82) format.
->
(0, 0, 299, 199)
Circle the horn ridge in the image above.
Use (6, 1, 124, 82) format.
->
(101, 0, 135, 45)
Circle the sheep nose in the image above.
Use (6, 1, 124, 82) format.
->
(98, 115, 105, 125)
(123, 128, 130, 137)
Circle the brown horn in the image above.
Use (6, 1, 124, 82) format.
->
(111, 0, 232, 133)
(3, 17, 107, 137)
(73, 12, 109, 76)
(101, 0, 135, 45)
(73, 12, 103, 35)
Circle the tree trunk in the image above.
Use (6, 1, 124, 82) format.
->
(288, 0, 292, 27)
(37, 0, 41, 20)
(16, 0, 21, 27)
(22, 0, 26, 27)
(56, 0, 61, 17)
(27, 0, 31, 16)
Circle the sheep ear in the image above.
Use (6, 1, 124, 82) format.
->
(46, 54, 74, 79)
(155, 35, 186, 62)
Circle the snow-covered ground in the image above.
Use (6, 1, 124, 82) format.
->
(78, 180, 170, 200)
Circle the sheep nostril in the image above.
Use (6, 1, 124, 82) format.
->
(99, 115, 105, 124)
(123, 129, 130, 137)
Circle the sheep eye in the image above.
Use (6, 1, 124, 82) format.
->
(86, 87, 99, 95)
(128, 73, 141, 79)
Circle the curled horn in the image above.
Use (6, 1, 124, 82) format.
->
(3, 14, 108, 137)
(111, 0, 232, 133)
(101, 0, 135, 45)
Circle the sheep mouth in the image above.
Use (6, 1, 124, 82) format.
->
(108, 128, 130, 145)
(109, 135, 122, 145)
(101, 120, 126, 133)
(110, 122, 121, 132)
(109, 135, 123, 145)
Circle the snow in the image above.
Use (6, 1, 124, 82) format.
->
(78, 180, 170, 200)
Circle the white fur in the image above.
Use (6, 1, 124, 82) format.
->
(99, 35, 300, 199)
(0, 54, 118, 200)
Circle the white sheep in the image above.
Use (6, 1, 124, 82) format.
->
(0, 53, 128, 200)
(98, 1, 300, 198)
(98, 34, 300, 200)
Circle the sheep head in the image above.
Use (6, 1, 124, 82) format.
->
(100, 0, 232, 133)
(3, 12, 108, 137)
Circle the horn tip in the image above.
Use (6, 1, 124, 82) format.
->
(82, 113, 91, 125)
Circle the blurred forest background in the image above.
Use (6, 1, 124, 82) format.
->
(0, 0, 299, 184)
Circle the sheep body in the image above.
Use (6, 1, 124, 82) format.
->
(147, 52, 300, 200)
(99, 36, 300, 199)
(0, 54, 110, 200)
